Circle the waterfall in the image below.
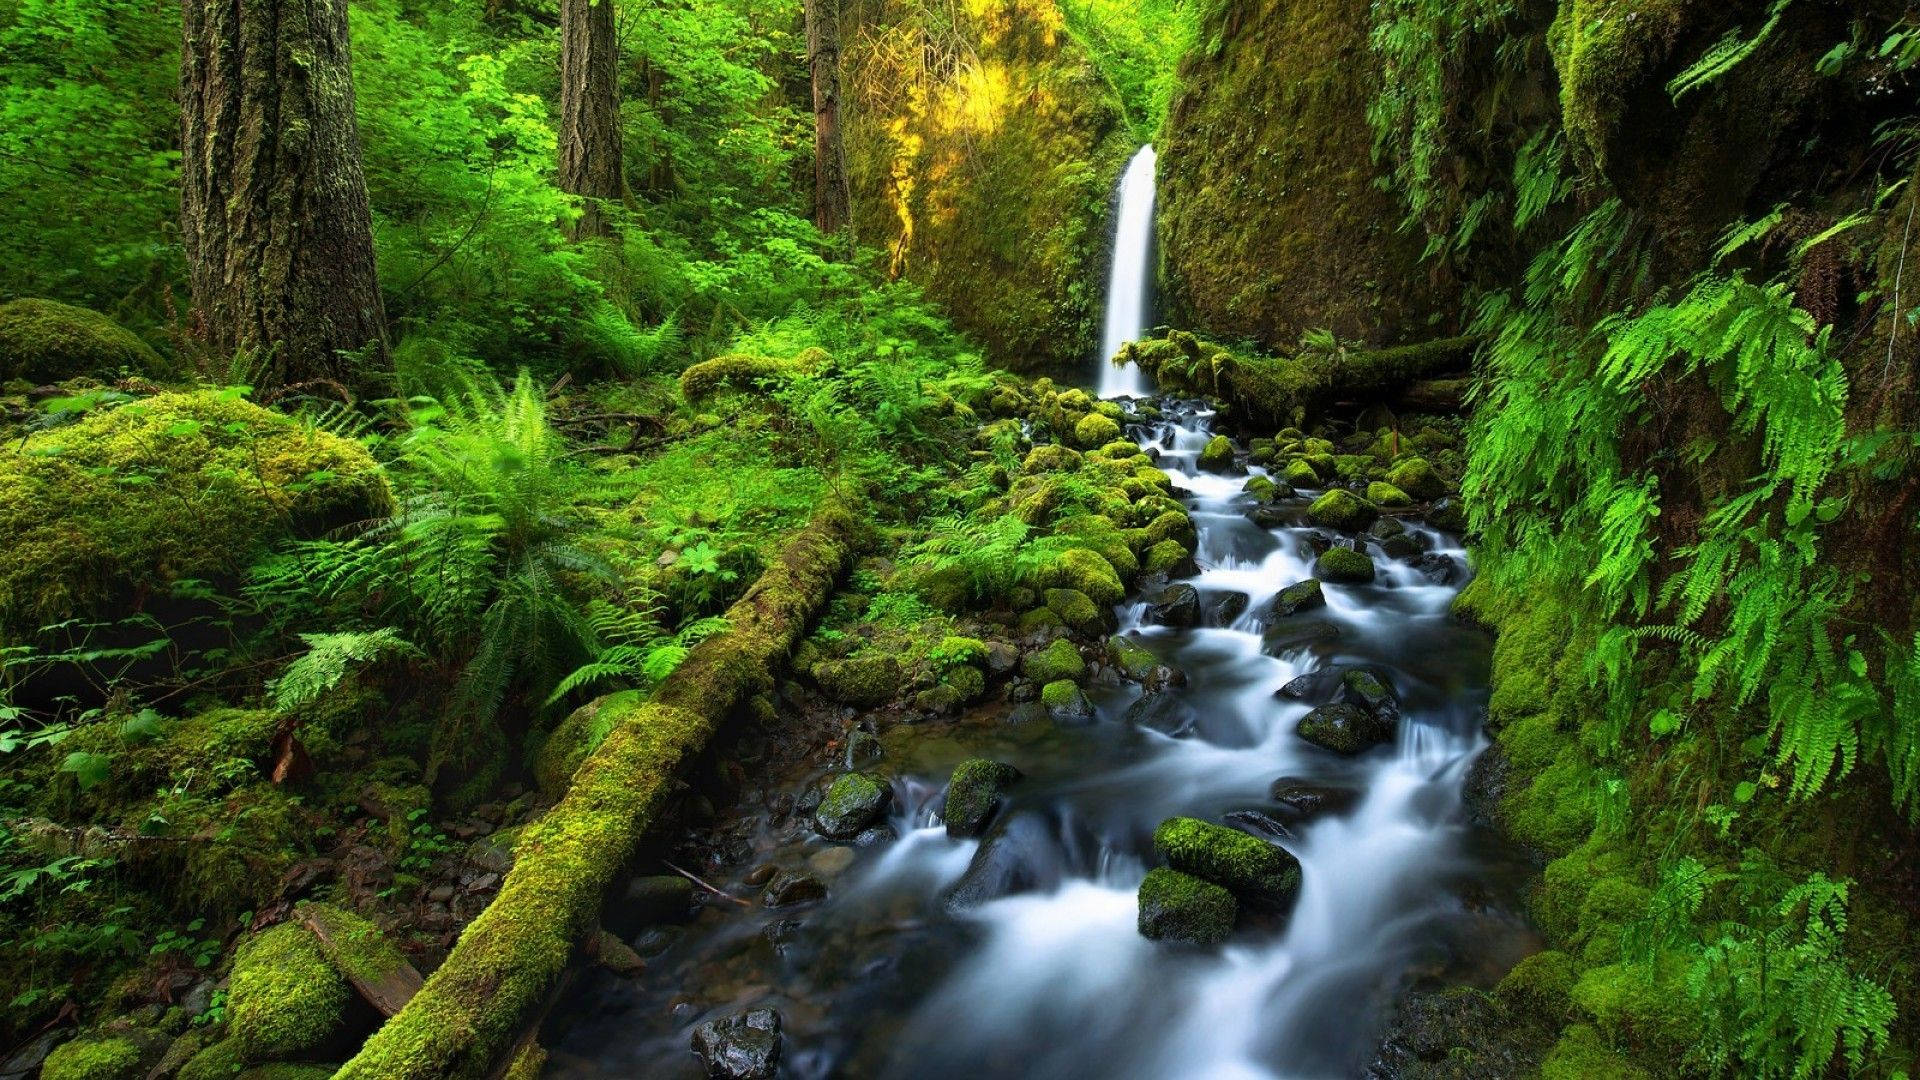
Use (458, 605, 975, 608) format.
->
(1098, 145, 1157, 399)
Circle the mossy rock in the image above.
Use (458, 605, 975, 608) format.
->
(1313, 546, 1376, 584)
(1295, 701, 1394, 754)
(0, 391, 391, 630)
(1152, 816, 1300, 904)
(1143, 539, 1198, 576)
(1365, 481, 1412, 507)
(1307, 489, 1378, 532)
(1196, 434, 1235, 472)
(1142, 510, 1198, 553)
(943, 664, 987, 703)
(1137, 867, 1236, 945)
(1017, 606, 1068, 634)
(228, 922, 352, 1063)
(1105, 634, 1160, 681)
(1540, 1024, 1650, 1080)
(815, 772, 892, 839)
(176, 1039, 245, 1080)
(237, 1067, 341, 1080)
(1384, 457, 1447, 501)
(1282, 459, 1321, 488)
(1271, 579, 1325, 617)
(1022, 638, 1085, 684)
(40, 1036, 145, 1080)
(1072, 412, 1123, 449)
(1040, 678, 1093, 719)
(534, 689, 642, 798)
(943, 758, 1022, 838)
(677, 353, 794, 401)
(1034, 547, 1125, 605)
(1495, 949, 1579, 1019)
(1022, 443, 1083, 475)
(0, 298, 169, 383)
(1044, 587, 1106, 634)
(813, 655, 903, 708)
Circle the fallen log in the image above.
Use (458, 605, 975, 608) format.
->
(1122, 330, 1479, 429)
(336, 504, 861, 1079)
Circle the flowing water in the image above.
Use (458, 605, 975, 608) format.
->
(548, 401, 1538, 1079)
(1097, 145, 1158, 399)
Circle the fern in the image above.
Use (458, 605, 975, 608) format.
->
(1667, 0, 1794, 101)
(271, 628, 420, 712)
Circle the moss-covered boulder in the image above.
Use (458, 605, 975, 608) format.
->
(0, 391, 391, 631)
(812, 655, 902, 708)
(1072, 412, 1123, 449)
(1196, 435, 1235, 472)
(943, 758, 1023, 838)
(1022, 443, 1083, 475)
(1384, 457, 1447, 501)
(1307, 489, 1378, 532)
(1143, 510, 1198, 553)
(1282, 459, 1321, 488)
(1136, 867, 1237, 945)
(1366, 481, 1413, 508)
(677, 353, 795, 402)
(1040, 678, 1093, 720)
(1313, 546, 1376, 584)
(1152, 816, 1301, 905)
(1035, 547, 1125, 605)
(1143, 539, 1198, 576)
(1155, 0, 1454, 349)
(0, 298, 169, 383)
(1022, 638, 1085, 683)
(39, 1036, 145, 1080)
(815, 772, 893, 839)
(1044, 587, 1107, 635)
(228, 922, 352, 1063)
(1295, 701, 1394, 755)
(1271, 579, 1325, 618)
(843, 0, 1132, 369)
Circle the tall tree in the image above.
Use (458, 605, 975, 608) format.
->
(180, 0, 388, 386)
(559, 0, 627, 238)
(804, 0, 851, 238)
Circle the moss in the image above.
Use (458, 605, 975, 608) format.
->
(1022, 443, 1083, 475)
(1039, 678, 1087, 711)
(237, 1067, 340, 1080)
(944, 758, 1022, 838)
(0, 298, 169, 383)
(0, 391, 391, 630)
(937, 636, 990, 666)
(1540, 1023, 1650, 1080)
(1197, 434, 1235, 472)
(534, 690, 643, 798)
(40, 1036, 144, 1080)
(1018, 606, 1068, 633)
(295, 901, 413, 995)
(1137, 867, 1237, 945)
(1143, 510, 1198, 552)
(943, 664, 987, 703)
(1153, 816, 1300, 902)
(1569, 958, 1699, 1050)
(1507, 744, 1601, 856)
(1023, 638, 1085, 683)
(816, 772, 893, 838)
(1535, 836, 1634, 941)
(1283, 459, 1322, 487)
(1106, 635, 1160, 680)
(1366, 481, 1412, 507)
(1073, 412, 1123, 449)
(1313, 547, 1376, 584)
(1385, 456, 1447, 500)
(813, 655, 903, 707)
(1044, 587, 1105, 634)
(229, 922, 352, 1063)
(677, 353, 795, 401)
(1035, 547, 1125, 604)
(1295, 701, 1393, 754)
(176, 1037, 245, 1080)
(1497, 948, 1580, 1021)
(1307, 489, 1378, 532)
(1143, 539, 1196, 575)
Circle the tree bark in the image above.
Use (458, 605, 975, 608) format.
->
(805, 0, 851, 239)
(559, 0, 627, 238)
(179, 0, 388, 387)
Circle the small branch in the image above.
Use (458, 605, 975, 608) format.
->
(662, 860, 751, 907)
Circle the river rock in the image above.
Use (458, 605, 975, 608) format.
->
(944, 758, 1023, 838)
(1414, 552, 1461, 583)
(1380, 533, 1422, 561)
(1385, 457, 1447, 501)
(1146, 582, 1202, 627)
(1427, 496, 1467, 533)
(1152, 816, 1301, 905)
(691, 1007, 782, 1080)
(762, 871, 827, 907)
(1197, 434, 1236, 472)
(1023, 638, 1086, 683)
(1106, 634, 1177, 687)
(625, 874, 696, 924)
(1341, 668, 1401, 722)
(1206, 591, 1250, 625)
(1296, 702, 1394, 755)
(1307, 488, 1379, 532)
(1246, 504, 1293, 529)
(944, 816, 1062, 911)
(1137, 867, 1236, 945)
(1263, 618, 1341, 655)
(1040, 679, 1096, 722)
(1125, 692, 1198, 737)
(1270, 579, 1324, 618)
(1366, 516, 1406, 540)
(812, 655, 901, 707)
(1313, 546, 1376, 584)
(1223, 808, 1296, 840)
(1269, 777, 1361, 819)
(814, 772, 892, 839)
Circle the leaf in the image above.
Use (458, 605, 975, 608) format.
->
(60, 751, 111, 790)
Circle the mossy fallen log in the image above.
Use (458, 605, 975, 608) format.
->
(1124, 331, 1480, 429)
(336, 505, 861, 1080)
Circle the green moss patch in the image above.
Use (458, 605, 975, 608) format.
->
(0, 298, 169, 383)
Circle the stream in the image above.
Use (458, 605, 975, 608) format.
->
(543, 399, 1538, 1078)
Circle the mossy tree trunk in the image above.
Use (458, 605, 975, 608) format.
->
(805, 0, 851, 240)
(338, 505, 861, 1080)
(559, 0, 627, 239)
(179, 0, 387, 387)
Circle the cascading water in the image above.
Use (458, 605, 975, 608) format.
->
(1098, 145, 1158, 399)
(551, 400, 1536, 1080)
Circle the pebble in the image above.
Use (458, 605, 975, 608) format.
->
(808, 846, 857, 877)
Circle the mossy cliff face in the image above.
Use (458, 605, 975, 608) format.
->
(1154, 0, 1456, 350)
(843, 0, 1132, 370)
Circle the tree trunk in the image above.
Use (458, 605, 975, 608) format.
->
(805, 0, 851, 239)
(179, 0, 388, 387)
(559, 0, 626, 238)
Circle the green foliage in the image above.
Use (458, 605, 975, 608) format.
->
(271, 628, 420, 712)
(1057, 0, 1198, 140)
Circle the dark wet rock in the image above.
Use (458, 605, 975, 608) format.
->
(743, 863, 777, 887)
(814, 772, 893, 839)
(1367, 986, 1537, 1080)
(1125, 692, 1199, 737)
(1269, 777, 1361, 818)
(1246, 504, 1293, 529)
(944, 817, 1063, 911)
(692, 1007, 783, 1080)
(1106, 634, 1176, 686)
(983, 640, 1021, 676)
(1146, 583, 1202, 627)
(851, 824, 898, 847)
(1463, 743, 1509, 833)
(0, 1030, 62, 1080)
(1367, 516, 1407, 540)
(634, 925, 683, 956)
(762, 871, 828, 908)
(625, 874, 696, 924)
(1296, 702, 1395, 754)
(1153, 816, 1301, 906)
(1341, 668, 1401, 721)
(1006, 701, 1051, 725)
(845, 727, 881, 767)
(592, 928, 647, 975)
(1299, 531, 1335, 555)
(1270, 579, 1325, 618)
(1314, 546, 1376, 584)
(944, 758, 1024, 838)
(1206, 591, 1249, 625)
(1427, 497, 1467, 533)
(1413, 552, 1461, 584)
(1137, 867, 1236, 945)
(1275, 665, 1346, 701)
(1263, 618, 1341, 655)
(1380, 534, 1422, 561)
(1223, 808, 1296, 841)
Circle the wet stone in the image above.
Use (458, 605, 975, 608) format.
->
(1271, 579, 1325, 618)
(625, 874, 696, 924)
(1125, 692, 1198, 737)
(943, 758, 1024, 838)
(1146, 583, 1202, 627)
(808, 845, 858, 877)
(1341, 668, 1401, 722)
(1207, 591, 1250, 626)
(1223, 808, 1296, 840)
(1153, 816, 1301, 905)
(1263, 618, 1341, 655)
(1414, 552, 1461, 583)
(1296, 702, 1395, 755)
(634, 925, 683, 957)
(1366, 516, 1407, 540)
(1137, 867, 1236, 946)
(1380, 534, 1422, 561)
(691, 1007, 782, 1080)
(762, 871, 828, 908)
(814, 772, 893, 839)
(1269, 778, 1361, 819)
